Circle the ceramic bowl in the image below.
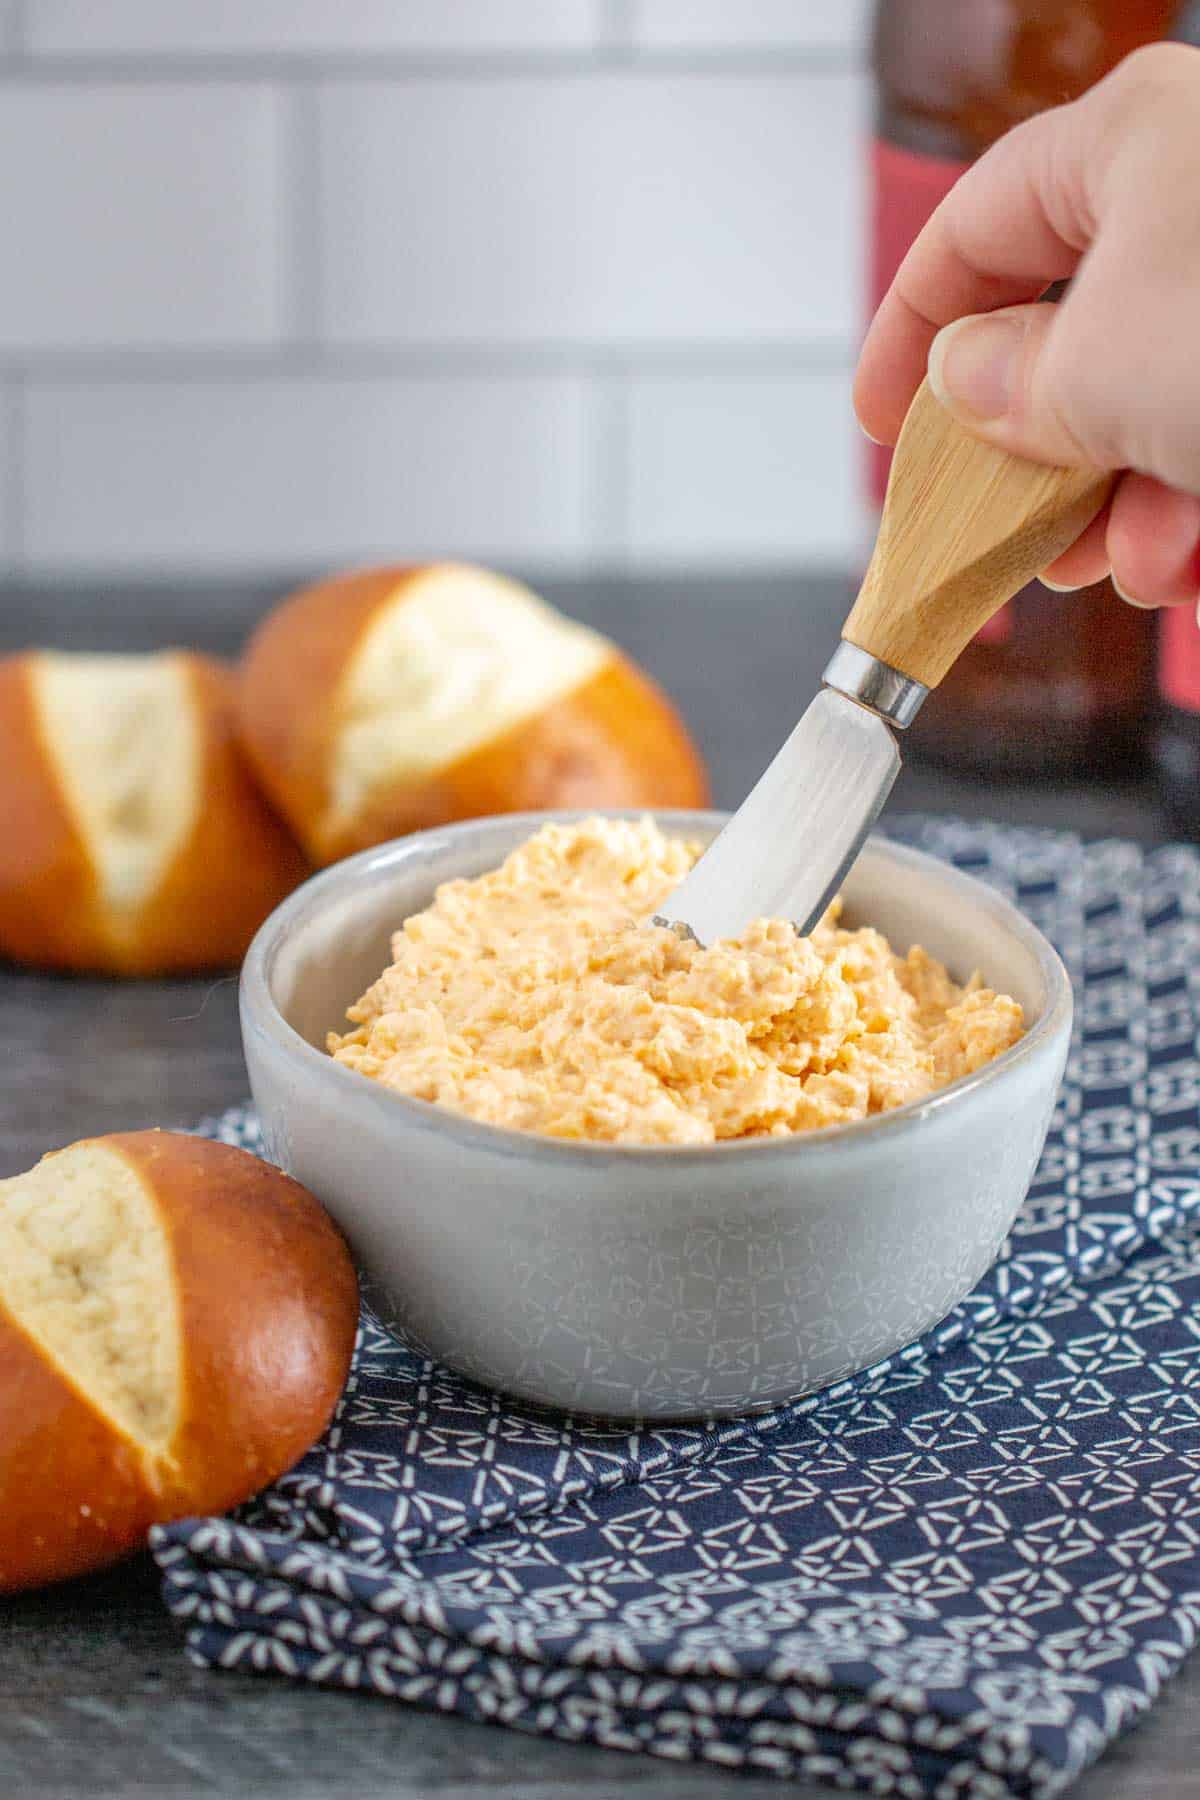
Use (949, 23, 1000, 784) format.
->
(241, 810, 1071, 1421)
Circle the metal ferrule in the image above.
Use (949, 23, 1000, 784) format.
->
(821, 641, 928, 731)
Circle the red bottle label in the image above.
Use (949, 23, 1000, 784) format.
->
(1159, 604, 1200, 713)
(868, 137, 1011, 645)
(868, 141, 969, 505)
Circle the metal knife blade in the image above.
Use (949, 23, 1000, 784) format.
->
(653, 688, 900, 945)
(655, 369, 1113, 948)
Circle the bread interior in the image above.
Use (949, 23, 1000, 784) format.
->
(33, 652, 200, 916)
(0, 1141, 181, 1451)
(329, 565, 610, 823)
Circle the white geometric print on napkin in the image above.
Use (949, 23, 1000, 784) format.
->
(158, 818, 1200, 1800)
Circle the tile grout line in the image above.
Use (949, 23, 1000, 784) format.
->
(0, 343, 858, 382)
(279, 79, 322, 356)
(586, 360, 631, 574)
(5, 0, 24, 60)
(0, 47, 863, 84)
(597, 0, 635, 63)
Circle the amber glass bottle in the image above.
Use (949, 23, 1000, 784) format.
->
(1156, 610, 1200, 837)
(869, 1, 1186, 779)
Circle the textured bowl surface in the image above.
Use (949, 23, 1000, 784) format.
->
(241, 810, 1072, 1421)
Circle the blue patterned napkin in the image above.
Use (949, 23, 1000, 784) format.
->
(153, 819, 1200, 1799)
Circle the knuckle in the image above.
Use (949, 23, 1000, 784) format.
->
(1111, 41, 1197, 96)
(1101, 44, 1200, 138)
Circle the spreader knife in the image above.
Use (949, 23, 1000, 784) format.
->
(655, 378, 1114, 945)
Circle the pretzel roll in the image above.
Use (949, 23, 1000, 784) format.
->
(238, 563, 709, 865)
(0, 651, 308, 974)
(0, 1131, 358, 1592)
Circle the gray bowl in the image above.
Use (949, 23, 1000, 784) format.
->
(241, 810, 1071, 1422)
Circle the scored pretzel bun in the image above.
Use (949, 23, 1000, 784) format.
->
(238, 563, 710, 866)
(0, 1130, 358, 1592)
(0, 650, 308, 975)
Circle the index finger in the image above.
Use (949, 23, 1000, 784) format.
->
(854, 97, 1096, 446)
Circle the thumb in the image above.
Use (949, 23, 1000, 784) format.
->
(927, 301, 1105, 469)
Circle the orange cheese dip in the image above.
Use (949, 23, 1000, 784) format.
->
(329, 818, 1024, 1146)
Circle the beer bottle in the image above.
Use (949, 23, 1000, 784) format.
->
(1156, 610, 1200, 836)
(869, 1, 1190, 777)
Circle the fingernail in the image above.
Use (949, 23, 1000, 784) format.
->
(860, 423, 886, 447)
(928, 314, 1023, 421)
(1111, 572, 1156, 609)
(1040, 575, 1086, 593)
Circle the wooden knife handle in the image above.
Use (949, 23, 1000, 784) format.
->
(842, 378, 1115, 690)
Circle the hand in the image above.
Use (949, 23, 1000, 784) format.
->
(855, 43, 1200, 611)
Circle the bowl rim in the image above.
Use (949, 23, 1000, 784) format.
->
(240, 808, 1073, 1167)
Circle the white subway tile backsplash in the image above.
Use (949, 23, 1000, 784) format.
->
(24, 376, 591, 570)
(28, 1, 601, 57)
(625, 366, 858, 567)
(0, 86, 283, 351)
(0, 38, 864, 575)
(631, 1, 871, 55)
(318, 72, 863, 349)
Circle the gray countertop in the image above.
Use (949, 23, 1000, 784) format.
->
(2, 574, 1194, 1800)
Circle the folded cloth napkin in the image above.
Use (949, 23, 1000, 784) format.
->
(153, 818, 1200, 1800)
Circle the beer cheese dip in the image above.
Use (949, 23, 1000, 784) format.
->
(328, 818, 1024, 1146)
